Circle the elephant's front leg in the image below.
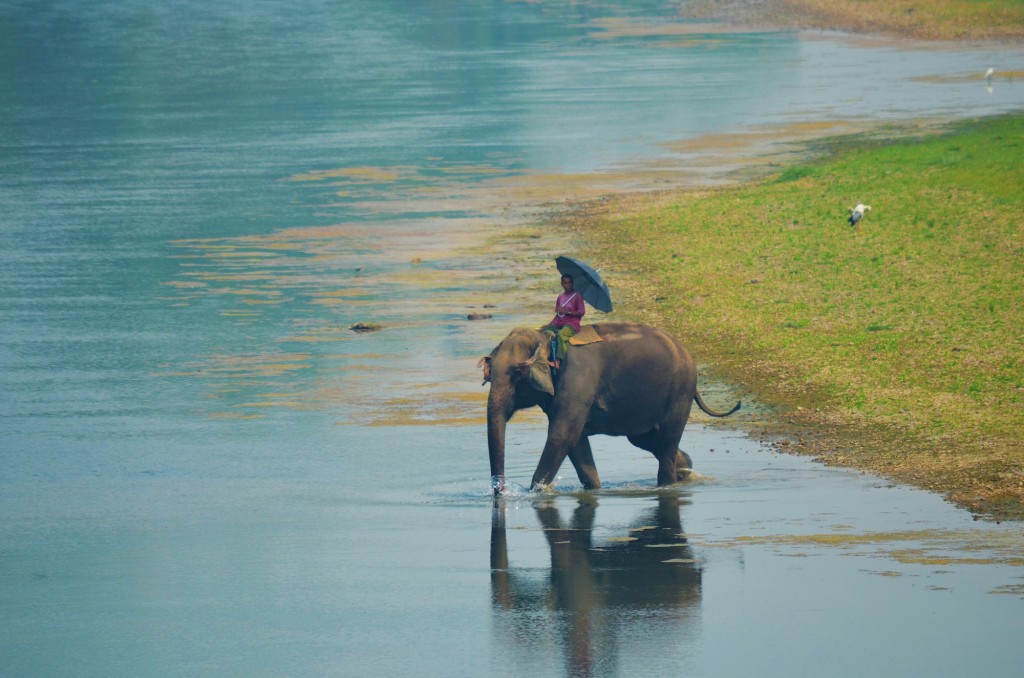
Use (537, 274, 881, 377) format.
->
(531, 416, 587, 490)
(567, 437, 601, 490)
(531, 443, 570, 490)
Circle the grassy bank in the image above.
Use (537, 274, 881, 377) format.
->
(684, 0, 1024, 41)
(573, 114, 1024, 519)
(778, 0, 1024, 40)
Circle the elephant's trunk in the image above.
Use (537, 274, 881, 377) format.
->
(487, 386, 512, 494)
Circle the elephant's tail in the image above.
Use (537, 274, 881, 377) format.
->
(694, 389, 741, 417)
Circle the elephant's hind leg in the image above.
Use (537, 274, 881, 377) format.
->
(567, 437, 601, 490)
(628, 428, 688, 486)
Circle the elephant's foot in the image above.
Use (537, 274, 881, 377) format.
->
(675, 449, 693, 470)
(656, 451, 696, 486)
(491, 475, 506, 496)
(673, 450, 693, 482)
(529, 481, 556, 495)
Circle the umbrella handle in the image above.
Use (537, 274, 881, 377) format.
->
(557, 292, 578, 317)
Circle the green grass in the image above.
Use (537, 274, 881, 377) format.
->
(777, 0, 1024, 40)
(581, 114, 1024, 518)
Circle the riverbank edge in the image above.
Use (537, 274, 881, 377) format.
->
(551, 114, 1023, 522)
(682, 0, 1024, 42)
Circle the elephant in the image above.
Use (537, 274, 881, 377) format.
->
(478, 322, 740, 494)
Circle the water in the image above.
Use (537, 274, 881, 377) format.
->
(2, 1, 1024, 676)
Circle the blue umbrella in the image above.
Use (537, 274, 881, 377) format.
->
(555, 255, 613, 313)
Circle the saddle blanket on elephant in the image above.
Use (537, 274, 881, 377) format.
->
(568, 325, 603, 346)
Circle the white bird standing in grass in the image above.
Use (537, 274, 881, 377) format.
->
(848, 203, 870, 227)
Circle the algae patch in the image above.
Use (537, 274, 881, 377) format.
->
(727, 529, 1024, 570)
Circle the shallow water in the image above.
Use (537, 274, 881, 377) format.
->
(2, 1, 1024, 676)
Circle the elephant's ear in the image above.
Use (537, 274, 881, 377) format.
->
(477, 355, 492, 385)
(525, 341, 554, 395)
(477, 343, 502, 385)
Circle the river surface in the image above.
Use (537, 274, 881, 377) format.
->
(2, 1, 1024, 676)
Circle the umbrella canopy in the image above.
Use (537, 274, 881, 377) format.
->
(555, 255, 613, 313)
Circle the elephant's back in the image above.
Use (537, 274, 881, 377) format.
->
(576, 322, 696, 432)
(586, 322, 696, 382)
(588, 322, 689, 354)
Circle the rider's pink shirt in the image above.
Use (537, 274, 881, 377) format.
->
(550, 291, 585, 332)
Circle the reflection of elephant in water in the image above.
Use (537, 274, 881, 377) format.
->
(491, 495, 700, 676)
(479, 323, 739, 493)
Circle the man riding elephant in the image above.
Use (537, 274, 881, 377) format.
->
(479, 322, 740, 494)
(539, 273, 585, 372)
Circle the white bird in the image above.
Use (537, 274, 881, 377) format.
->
(848, 204, 870, 227)
(985, 67, 994, 81)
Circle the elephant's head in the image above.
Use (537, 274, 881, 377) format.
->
(478, 328, 554, 493)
